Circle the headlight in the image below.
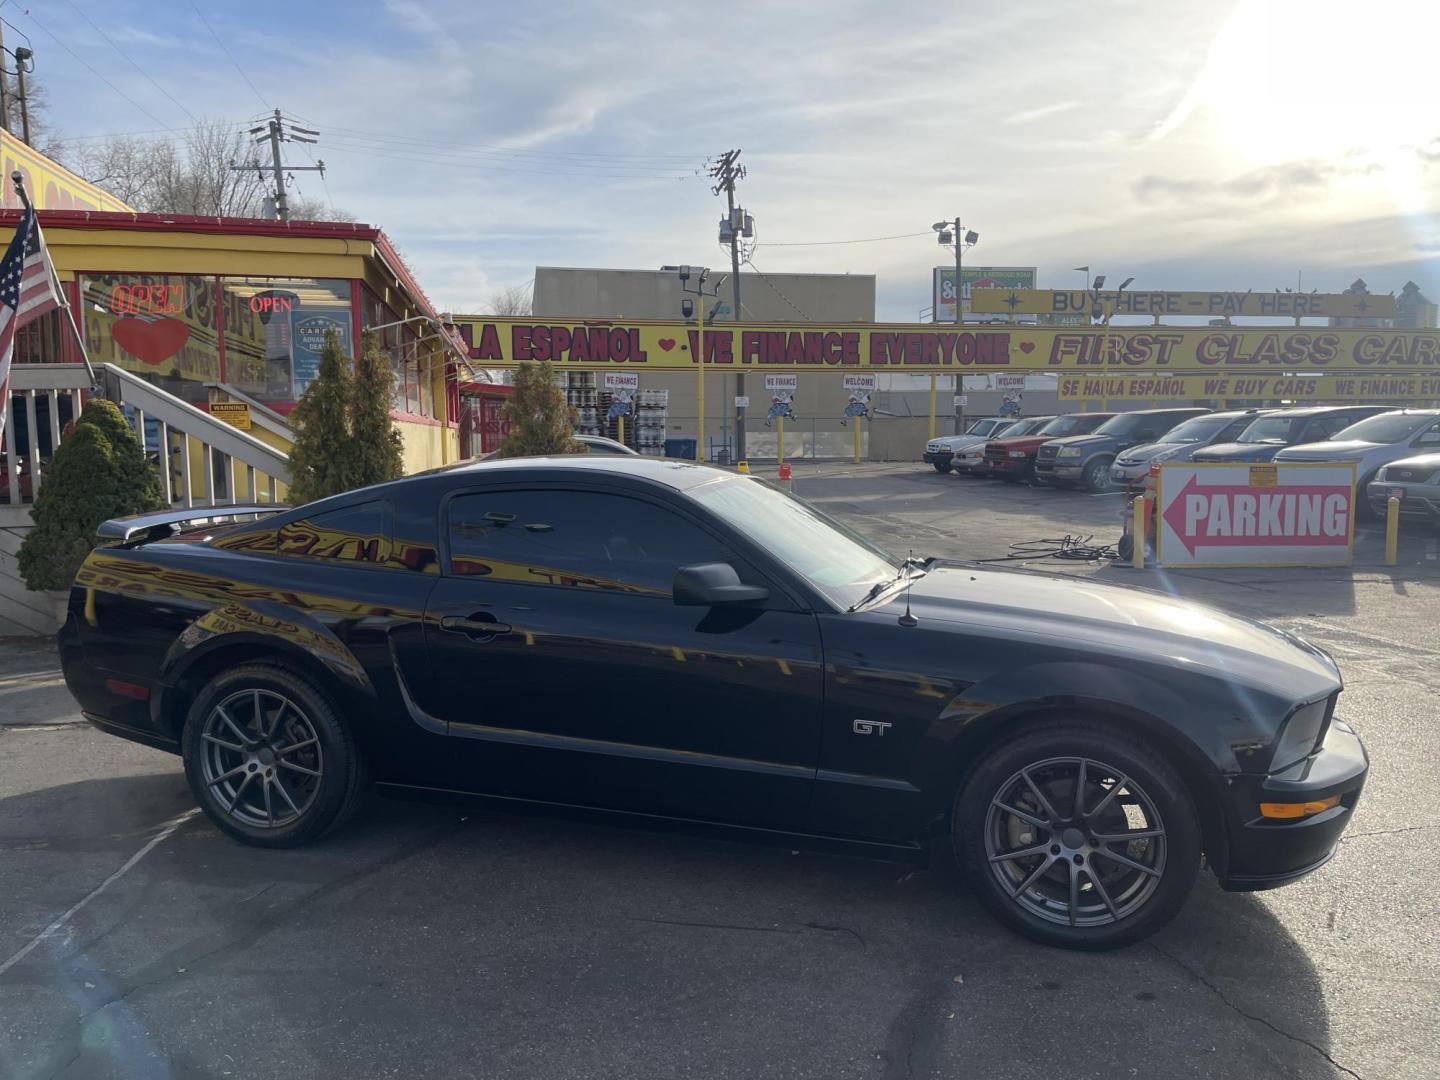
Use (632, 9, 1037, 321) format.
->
(1007, 451, 1027, 459)
(1057, 447, 1083, 459)
(1271, 698, 1331, 772)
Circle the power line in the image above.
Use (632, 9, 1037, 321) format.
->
(186, 0, 270, 110)
(23, 11, 178, 132)
(319, 140, 701, 182)
(756, 231, 933, 247)
(742, 255, 813, 321)
(63, 0, 199, 124)
(318, 132, 703, 177)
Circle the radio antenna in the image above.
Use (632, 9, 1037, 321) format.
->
(898, 549, 919, 627)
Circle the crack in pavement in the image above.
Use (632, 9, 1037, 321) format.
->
(803, 921, 867, 950)
(1340, 824, 1436, 843)
(1148, 941, 1364, 1080)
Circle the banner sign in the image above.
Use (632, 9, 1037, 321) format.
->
(1060, 372, 1440, 401)
(933, 266, 1036, 322)
(765, 373, 797, 423)
(842, 373, 875, 421)
(290, 311, 352, 397)
(970, 288, 1396, 320)
(454, 317, 1440, 380)
(602, 372, 639, 391)
(604, 370, 637, 418)
(1, 131, 135, 213)
(1156, 462, 1356, 568)
(841, 373, 877, 392)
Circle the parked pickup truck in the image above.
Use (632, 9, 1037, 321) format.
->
(1034, 408, 1210, 492)
(983, 412, 1114, 483)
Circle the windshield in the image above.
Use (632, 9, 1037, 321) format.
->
(1158, 415, 1234, 445)
(1036, 414, 1097, 437)
(1093, 413, 1152, 436)
(1004, 416, 1053, 437)
(1237, 416, 1300, 444)
(1331, 412, 1434, 443)
(965, 418, 1007, 437)
(690, 476, 898, 608)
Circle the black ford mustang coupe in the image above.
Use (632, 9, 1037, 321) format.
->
(59, 457, 1367, 949)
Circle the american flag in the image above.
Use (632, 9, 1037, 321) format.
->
(0, 207, 64, 437)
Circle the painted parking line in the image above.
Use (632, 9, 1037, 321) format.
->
(0, 671, 66, 695)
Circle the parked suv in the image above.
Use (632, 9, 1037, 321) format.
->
(1110, 409, 1272, 491)
(1035, 408, 1210, 492)
(984, 412, 1114, 483)
(1190, 406, 1391, 464)
(1276, 410, 1440, 515)
(923, 416, 1017, 473)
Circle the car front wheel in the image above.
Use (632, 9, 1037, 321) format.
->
(181, 662, 368, 848)
(1081, 458, 1114, 493)
(933, 462, 952, 473)
(954, 722, 1200, 950)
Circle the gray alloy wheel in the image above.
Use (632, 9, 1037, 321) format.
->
(199, 688, 324, 829)
(933, 462, 952, 473)
(182, 662, 368, 848)
(1081, 457, 1113, 493)
(983, 756, 1166, 928)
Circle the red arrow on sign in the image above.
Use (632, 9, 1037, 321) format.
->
(1161, 473, 1352, 556)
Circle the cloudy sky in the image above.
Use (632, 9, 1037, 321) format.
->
(27, 0, 1440, 320)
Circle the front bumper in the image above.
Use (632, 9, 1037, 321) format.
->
(1217, 718, 1368, 892)
(1110, 461, 1149, 488)
(1035, 459, 1084, 481)
(923, 450, 955, 466)
(1366, 481, 1440, 520)
(952, 452, 987, 473)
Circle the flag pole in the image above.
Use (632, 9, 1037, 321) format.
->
(11, 171, 96, 385)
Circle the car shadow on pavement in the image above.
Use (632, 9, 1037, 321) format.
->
(2, 769, 1343, 1080)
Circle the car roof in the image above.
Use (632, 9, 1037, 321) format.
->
(1259, 405, 1392, 418)
(436, 455, 729, 491)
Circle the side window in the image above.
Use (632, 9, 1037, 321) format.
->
(1309, 415, 1348, 440)
(1218, 416, 1254, 440)
(278, 500, 392, 566)
(1416, 420, 1440, 447)
(447, 490, 736, 595)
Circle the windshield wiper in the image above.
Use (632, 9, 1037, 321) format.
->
(848, 557, 928, 613)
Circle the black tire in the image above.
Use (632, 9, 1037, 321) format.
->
(1355, 472, 1382, 521)
(1081, 457, 1114, 493)
(953, 720, 1201, 950)
(181, 662, 368, 848)
(1000, 463, 1034, 484)
(933, 462, 952, 474)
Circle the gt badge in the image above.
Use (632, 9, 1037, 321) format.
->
(852, 719, 892, 737)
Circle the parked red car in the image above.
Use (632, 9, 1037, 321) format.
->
(983, 412, 1116, 483)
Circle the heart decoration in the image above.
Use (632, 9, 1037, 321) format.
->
(1018, 341, 1035, 354)
(112, 317, 191, 366)
(657, 338, 676, 351)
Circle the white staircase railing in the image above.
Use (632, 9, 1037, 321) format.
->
(4, 363, 290, 518)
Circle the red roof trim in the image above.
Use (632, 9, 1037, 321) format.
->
(0, 207, 384, 241)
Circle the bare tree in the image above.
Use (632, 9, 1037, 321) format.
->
(288, 195, 358, 223)
(3, 71, 63, 158)
(487, 283, 533, 315)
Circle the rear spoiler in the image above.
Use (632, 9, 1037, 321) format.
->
(96, 505, 289, 548)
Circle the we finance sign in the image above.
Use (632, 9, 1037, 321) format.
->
(1156, 463, 1356, 568)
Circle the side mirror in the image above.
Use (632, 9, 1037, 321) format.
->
(673, 563, 769, 606)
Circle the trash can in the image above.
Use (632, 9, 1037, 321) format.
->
(664, 438, 697, 460)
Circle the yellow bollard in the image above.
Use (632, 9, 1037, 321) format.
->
(617, 414, 625, 448)
(853, 417, 862, 464)
(777, 415, 785, 468)
(737, 461, 749, 474)
(1385, 495, 1401, 566)
(1132, 496, 1147, 569)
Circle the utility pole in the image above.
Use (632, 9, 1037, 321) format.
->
(13, 47, 32, 146)
(709, 149, 747, 463)
(0, 22, 10, 137)
(233, 110, 325, 222)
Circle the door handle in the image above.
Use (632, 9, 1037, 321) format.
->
(439, 614, 513, 641)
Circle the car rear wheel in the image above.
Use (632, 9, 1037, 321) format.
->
(954, 722, 1200, 950)
(933, 462, 952, 473)
(181, 662, 368, 848)
(1081, 457, 1113, 493)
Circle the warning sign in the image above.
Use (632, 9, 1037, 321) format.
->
(210, 401, 252, 430)
(1156, 462, 1356, 568)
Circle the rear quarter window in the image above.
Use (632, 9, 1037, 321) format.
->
(277, 500, 396, 567)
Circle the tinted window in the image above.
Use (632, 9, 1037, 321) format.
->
(277, 501, 392, 565)
(1003, 416, 1055, 437)
(1308, 414, 1352, 440)
(1237, 416, 1301, 444)
(1036, 414, 1104, 437)
(447, 490, 734, 595)
(1160, 415, 1234, 444)
(1331, 413, 1436, 443)
(1217, 415, 1258, 441)
(966, 419, 1004, 436)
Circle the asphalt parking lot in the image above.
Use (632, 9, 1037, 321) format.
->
(3, 463, 1438, 1080)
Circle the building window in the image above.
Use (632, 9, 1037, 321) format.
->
(219, 277, 353, 405)
(79, 274, 221, 404)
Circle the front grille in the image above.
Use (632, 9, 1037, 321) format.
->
(1038, 445, 1060, 461)
(984, 446, 1006, 462)
(1388, 466, 1436, 483)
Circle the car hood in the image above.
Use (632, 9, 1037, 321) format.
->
(1042, 434, 1114, 452)
(875, 565, 1339, 699)
(1114, 441, 1179, 464)
(1191, 442, 1283, 462)
(929, 434, 990, 450)
(1274, 440, 1382, 462)
(987, 435, 1054, 452)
